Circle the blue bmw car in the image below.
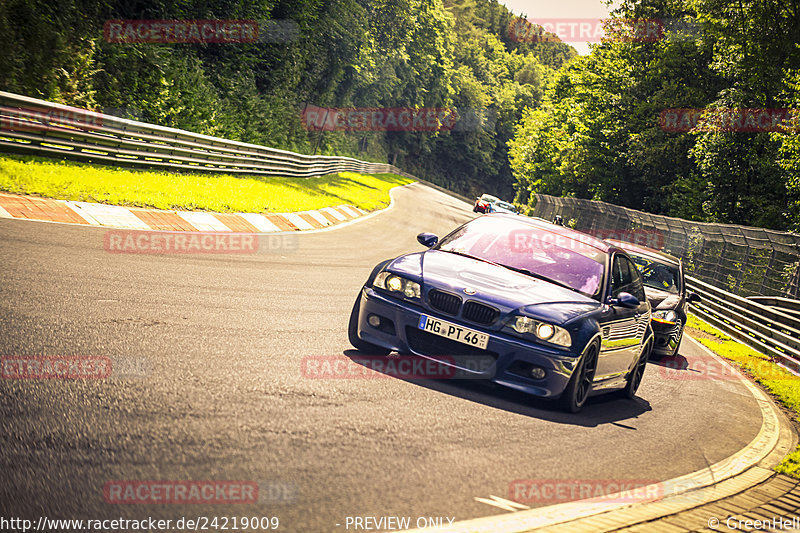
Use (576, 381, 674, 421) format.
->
(348, 214, 654, 412)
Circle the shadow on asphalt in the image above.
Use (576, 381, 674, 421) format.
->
(342, 350, 652, 428)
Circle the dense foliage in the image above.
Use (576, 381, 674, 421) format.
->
(508, 0, 800, 230)
(0, 0, 574, 201)
(6, 0, 796, 230)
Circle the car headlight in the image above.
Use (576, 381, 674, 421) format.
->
(652, 310, 677, 324)
(510, 316, 571, 348)
(373, 272, 421, 299)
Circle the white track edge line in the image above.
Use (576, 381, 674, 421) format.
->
(402, 334, 791, 533)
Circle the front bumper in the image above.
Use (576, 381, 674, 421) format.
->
(355, 287, 581, 398)
(651, 319, 683, 356)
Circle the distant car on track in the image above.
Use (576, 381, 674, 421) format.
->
(348, 214, 654, 412)
(491, 200, 518, 214)
(606, 239, 700, 358)
(473, 194, 518, 214)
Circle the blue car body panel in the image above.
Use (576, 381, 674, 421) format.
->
(351, 214, 654, 402)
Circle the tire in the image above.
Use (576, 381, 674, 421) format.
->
(621, 338, 652, 399)
(559, 343, 598, 413)
(348, 292, 392, 355)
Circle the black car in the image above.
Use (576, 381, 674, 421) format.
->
(606, 240, 700, 358)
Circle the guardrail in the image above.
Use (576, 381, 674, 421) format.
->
(686, 276, 800, 375)
(747, 296, 800, 320)
(0, 91, 412, 179)
(533, 193, 800, 299)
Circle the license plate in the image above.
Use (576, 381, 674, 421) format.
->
(417, 315, 489, 350)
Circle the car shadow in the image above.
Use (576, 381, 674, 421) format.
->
(342, 350, 652, 428)
(649, 353, 690, 370)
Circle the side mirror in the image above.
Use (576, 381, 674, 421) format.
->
(686, 292, 701, 303)
(607, 292, 640, 309)
(417, 232, 438, 248)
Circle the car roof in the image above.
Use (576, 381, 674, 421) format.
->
(486, 213, 613, 254)
(605, 238, 681, 265)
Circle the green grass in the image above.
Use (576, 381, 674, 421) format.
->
(685, 313, 800, 478)
(0, 154, 413, 213)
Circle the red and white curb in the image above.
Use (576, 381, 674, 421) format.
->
(0, 192, 367, 232)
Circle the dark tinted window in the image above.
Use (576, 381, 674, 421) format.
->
(623, 256, 646, 302)
(610, 255, 629, 296)
(611, 254, 645, 302)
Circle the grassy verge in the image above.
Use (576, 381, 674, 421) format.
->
(685, 313, 800, 478)
(0, 154, 413, 213)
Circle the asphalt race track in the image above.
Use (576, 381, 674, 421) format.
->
(0, 183, 764, 532)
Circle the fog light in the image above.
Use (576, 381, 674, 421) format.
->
(530, 366, 546, 380)
(367, 314, 381, 327)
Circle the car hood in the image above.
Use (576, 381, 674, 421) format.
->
(388, 250, 602, 324)
(645, 287, 682, 310)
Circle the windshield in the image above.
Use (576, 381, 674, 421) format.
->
(627, 253, 681, 294)
(436, 217, 606, 297)
(495, 201, 515, 211)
